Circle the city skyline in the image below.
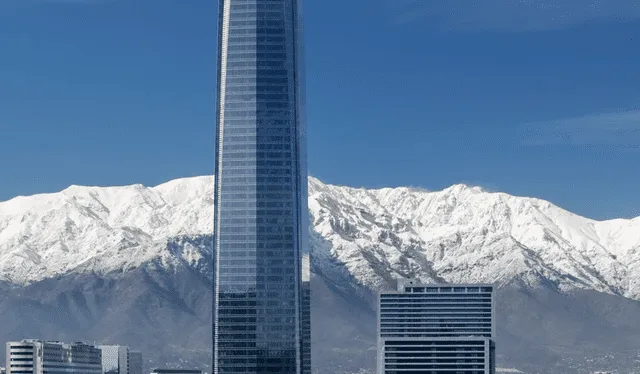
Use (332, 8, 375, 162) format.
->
(1, 1, 640, 220)
(1, 2, 640, 372)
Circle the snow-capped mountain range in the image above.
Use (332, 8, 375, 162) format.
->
(1, 176, 640, 300)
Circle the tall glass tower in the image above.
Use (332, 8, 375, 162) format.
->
(213, 0, 309, 373)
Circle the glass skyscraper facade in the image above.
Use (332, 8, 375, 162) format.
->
(213, 0, 309, 373)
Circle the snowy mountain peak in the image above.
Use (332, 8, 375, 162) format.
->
(1, 176, 640, 300)
(442, 183, 483, 194)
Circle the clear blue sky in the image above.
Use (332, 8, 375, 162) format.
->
(1, 0, 639, 220)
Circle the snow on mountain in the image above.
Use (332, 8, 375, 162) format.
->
(1, 176, 639, 300)
(0, 177, 213, 284)
(308, 177, 640, 298)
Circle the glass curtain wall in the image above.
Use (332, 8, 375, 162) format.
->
(213, 0, 308, 373)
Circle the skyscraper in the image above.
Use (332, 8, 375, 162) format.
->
(213, 0, 309, 373)
(377, 280, 496, 374)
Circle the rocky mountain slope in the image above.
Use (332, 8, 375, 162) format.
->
(1, 176, 640, 373)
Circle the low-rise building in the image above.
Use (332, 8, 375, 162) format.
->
(98, 345, 142, 374)
(5, 340, 102, 374)
(128, 351, 142, 374)
(149, 369, 203, 374)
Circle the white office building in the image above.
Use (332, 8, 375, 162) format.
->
(98, 345, 142, 374)
(378, 279, 496, 374)
(5, 340, 102, 374)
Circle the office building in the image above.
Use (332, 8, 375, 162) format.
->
(213, 0, 309, 373)
(5, 340, 102, 374)
(99, 345, 123, 374)
(98, 345, 142, 374)
(128, 351, 142, 374)
(377, 280, 496, 374)
(149, 369, 203, 374)
(300, 255, 311, 374)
